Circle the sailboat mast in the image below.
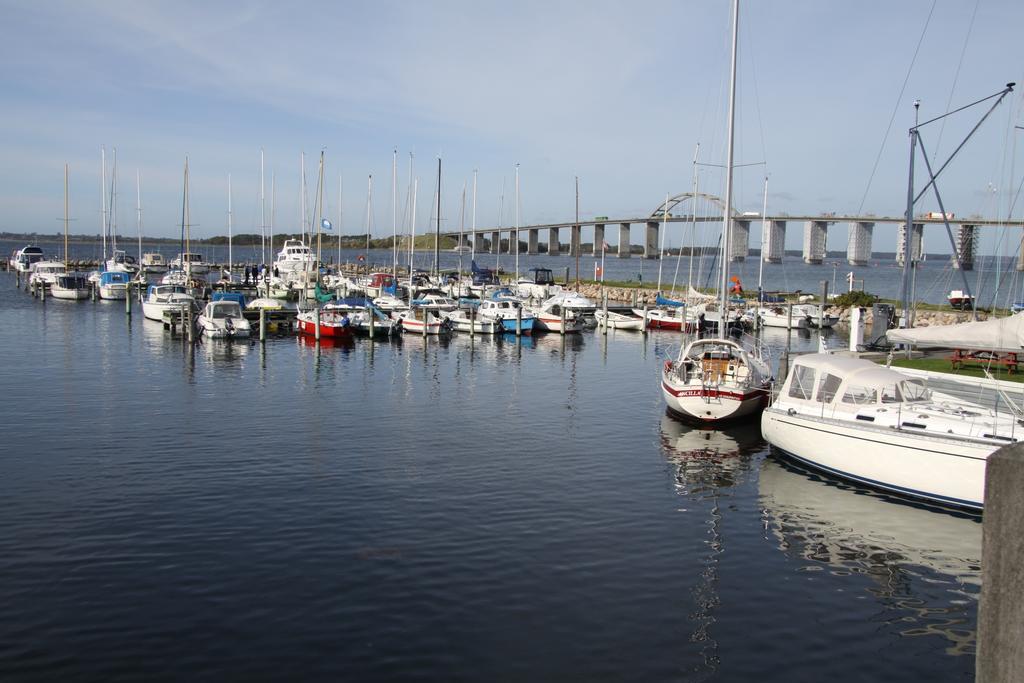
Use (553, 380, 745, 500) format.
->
(657, 192, 668, 292)
(900, 104, 919, 328)
(260, 148, 266, 266)
(434, 158, 441, 277)
(316, 152, 325, 281)
(688, 149, 698, 298)
(270, 172, 276, 259)
(136, 170, 142, 272)
(575, 176, 580, 291)
(409, 178, 418, 292)
(301, 152, 308, 244)
(365, 174, 374, 273)
(228, 173, 233, 278)
(337, 174, 343, 268)
(100, 147, 107, 267)
(758, 175, 768, 302)
(64, 163, 69, 263)
(719, 0, 739, 322)
(514, 163, 520, 280)
(183, 157, 191, 280)
(458, 181, 466, 275)
(110, 148, 118, 255)
(392, 148, 398, 273)
(471, 169, 478, 265)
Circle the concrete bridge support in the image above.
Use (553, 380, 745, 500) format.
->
(569, 224, 581, 257)
(527, 229, 539, 255)
(618, 223, 631, 258)
(593, 224, 605, 255)
(491, 231, 500, 254)
(848, 221, 873, 266)
(953, 224, 975, 270)
(645, 221, 659, 259)
(896, 223, 923, 267)
(803, 220, 828, 264)
(548, 227, 560, 255)
(762, 220, 786, 263)
(730, 219, 750, 262)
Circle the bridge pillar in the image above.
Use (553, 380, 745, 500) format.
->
(618, 223, 631, 258)
(803, 220, 828, 264)
(593, 224, 605, 255)
(548, 227, 560, 255)
(954, 224, 975, 271)
(510, 229, 519, 256)
(491, 231, 500, 254)
(896, 223, 923, 267)
(847, 221, 873, 266)
(569, 225, 581, 256)
(527, 229, 539, 255)
(762, 220, 785, 263)
(730, 219, 750, 262)
(645, 221, 659, 259)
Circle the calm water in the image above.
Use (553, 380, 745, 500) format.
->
(0, 272, 981, 681)
(7, 238, 1024, 307)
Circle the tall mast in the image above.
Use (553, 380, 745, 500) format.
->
(514, 163, 520, 280)
(458, 181, 466, 275)
(270, 172, 276, 258)
(64, 163, 69, 263)
(136, 169, 142, 272)
(688, 145, 699, 298)
(184, 156, 191, 280)
(365, 174, 374, 272)
(496, 178, 505, 274)
(657, 192, 669, 292)
(301, 152, 308, 243)
(228, 173, 233, 278)
(260, 148, 266, 265)
(758, 175, 768, 302)
(409, 178, 418, 292)
(316, 152, 325, 279)
(719, 0, 739, 324)
(392, 148, 398, 273)
(110, 148, 118, 255)
(900, 103, 920, 327)
(100, 147, 107, 266)
(471, 169, 478, 264)
(344, 175, 348, 268)
(575, 176, 580, 290)
(434, 158, 441, 277)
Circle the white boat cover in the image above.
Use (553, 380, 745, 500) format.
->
(886, 312, 1024, 352)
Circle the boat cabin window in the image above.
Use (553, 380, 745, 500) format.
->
(841, 384, 877, 405)
(787, 365, 816, 400)
(899, 379, 930, 403)
(815, 373, 842, 403)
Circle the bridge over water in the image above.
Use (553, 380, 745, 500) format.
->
(445, 192, 1024, 271)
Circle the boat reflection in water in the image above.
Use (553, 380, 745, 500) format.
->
(658, 413, 763, 677)
(658, 412, 762, 496)
(758, 456, 981, 655)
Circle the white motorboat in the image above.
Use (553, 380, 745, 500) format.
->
(399, 306, 451, 335)
(105, 249, 140, 274)
(274, 239, 317, 274)
(514, 267, 563, 300)
(198, 300, 251, 339)
(477, 298, 535, 334)
(527, 299, 584, 333)
(142, 284, 196, 322)
(410, 290, 458, 312)
(28, 260, 67, 289)
(443, 308, 501, 334)
(10, 245, 44, 273)
(594, 309, 644, 330)
(757, 305, 811, 330)
(141, 252, 169, 274)
(761, 353, 1019, 511)
(51, 275, 91, 300)
(171, 252, 210, 275)
(541, 291, 595, 319)
(98, 270, 132, 300)
(372, 294, 409, 316)
(661, 337, 771, 424)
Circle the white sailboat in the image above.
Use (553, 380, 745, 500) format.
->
(51, 164, 91, 300)
(660, 0, 771, 424)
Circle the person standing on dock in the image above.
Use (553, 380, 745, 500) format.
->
(244, 265, 251, 284)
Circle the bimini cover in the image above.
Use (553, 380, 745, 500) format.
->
(886, 311, 1024, 352)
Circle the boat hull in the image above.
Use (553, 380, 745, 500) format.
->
(661, 375, 768, 424)
(761, 407, 991, 511)
(50, 287, 90, 300)
(297, 316, 353, 339)
(98, 285, 127, 300)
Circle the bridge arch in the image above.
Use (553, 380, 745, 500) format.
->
(650, 192, 733, 218)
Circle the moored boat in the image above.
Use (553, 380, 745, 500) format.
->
(198, 300, 251, 338)
(51, 275, 91, 300)
(10, 245, 44, 273)
(141, 252, 169, 274)
(661, 337, 771, 424)
(761, 353, 1018, 512)
(142, 284, 196, 322)
(98, 270, 132, 300)
(594, 309, 645, 330)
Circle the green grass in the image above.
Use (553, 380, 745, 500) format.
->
(888, 357, 1024, 383)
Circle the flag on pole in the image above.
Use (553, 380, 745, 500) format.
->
(321, 218, 333, 231)
(602, 240, 610, 252)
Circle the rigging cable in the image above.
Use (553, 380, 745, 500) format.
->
(854, 0, 938, 216)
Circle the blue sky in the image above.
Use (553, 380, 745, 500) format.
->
(1, 0, 1022, 253)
